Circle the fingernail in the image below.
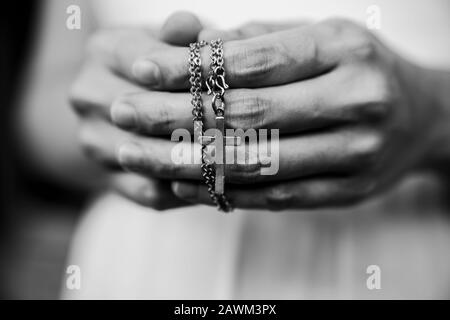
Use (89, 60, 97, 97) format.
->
(132, 59, 161, 85)
(171, 181, 181, 195)
(171, 181, 195, 199)
(111, 103, 137, 129)
(118, 143, 144, 167)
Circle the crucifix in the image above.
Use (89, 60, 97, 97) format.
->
(198, 96, 240, 195)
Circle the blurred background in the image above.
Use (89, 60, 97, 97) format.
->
(1, 1, 95, 299)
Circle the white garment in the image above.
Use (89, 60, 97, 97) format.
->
(64, 0, 450, 299)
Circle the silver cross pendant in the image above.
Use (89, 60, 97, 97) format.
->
(199, 95, 240, 195)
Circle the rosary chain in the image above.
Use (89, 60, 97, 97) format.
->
(189, 41, 206, 122)
(188, 40, 232, 212)
(207, 39, 233, 212)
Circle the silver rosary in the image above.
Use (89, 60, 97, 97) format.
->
(189, 39, 238, 212)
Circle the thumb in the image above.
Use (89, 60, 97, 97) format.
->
(159, 11, 203, 46)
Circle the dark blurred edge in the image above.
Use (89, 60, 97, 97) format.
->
(1, 1, 39, 299)
(0, 2, 86, 299)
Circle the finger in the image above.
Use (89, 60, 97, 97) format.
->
(86, 28, 166, 85)
(80, 109, 379, 184)
(115, 128, 381, 184)
(160, 11, 203, 46)
(87, 19, 201, 86)
(111, 66, 369, 135)
(198, 20, 311, 42)
(78, 117, 133, 170)
(78, 116, 202, 177)
(133, 19, 350, 89)
(110, 172, 189, 210)
(69, 63, 145, 119)
(171, 176, 371, 210)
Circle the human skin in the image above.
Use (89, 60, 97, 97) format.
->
(70, 12, 301, 210)
(69, 12, 203, 209)
(70, 15, 450, 210)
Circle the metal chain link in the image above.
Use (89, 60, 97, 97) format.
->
(188, 40, 233, 212)
(189, 41, 207, 122)
(207, 39, 233, 212)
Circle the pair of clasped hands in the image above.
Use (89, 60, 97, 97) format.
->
(70, 11, 437, 211)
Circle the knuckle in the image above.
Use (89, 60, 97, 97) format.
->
(113, 93, 130, 104)
(299, 31, 319, 64)
(162, 69, 186, 89)
(349, 69, 394, 122)
(229, 41, 282, 81)
(112, 92, 135, 111)
(321, 18, 377, 60)
(360, 71, 394, 119)
(227, 90, 270, 129)
(147, 47, 185, 89)
(264, 186, 294, 211)
(348, 33, 377, 60)
(150, 159, 178, 178)
(114, 92, 175, 133)
(149, 102, 175, 133)
(229, 162, 264, 183)
(111, 94, 131, 112)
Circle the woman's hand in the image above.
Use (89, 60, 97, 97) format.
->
(70, 18, 302, 210)
(108, 18, 443, 210)
(69, 12, 203, 210)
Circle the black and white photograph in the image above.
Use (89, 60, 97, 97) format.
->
(1, 0, 450, 305)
